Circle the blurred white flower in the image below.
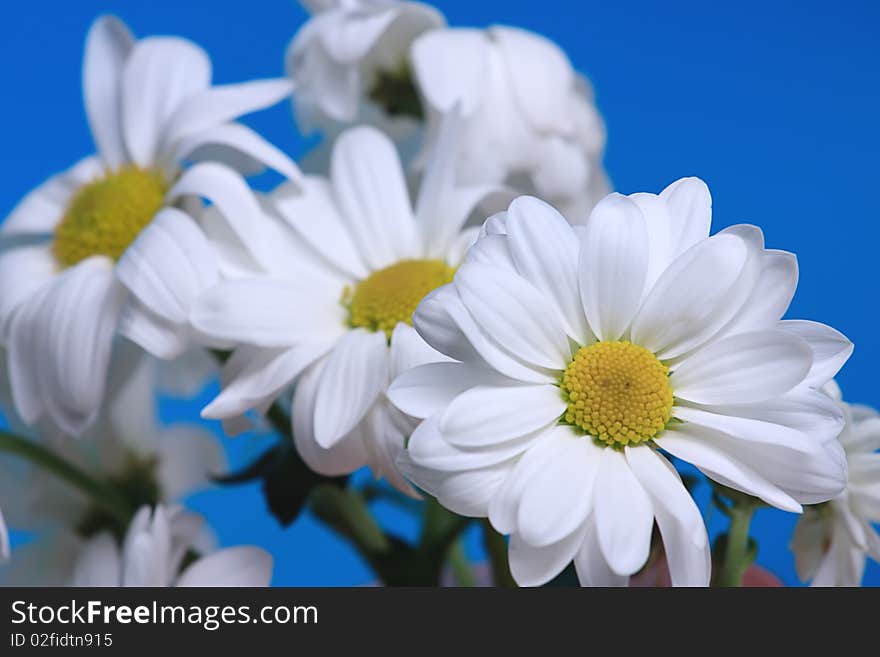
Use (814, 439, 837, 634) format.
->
(411, 26, 609, 222)
(0, 345, 224, 585)
(69, 504, 272, 587)
(0, 15, 300, 436)
(791, 382, 880, 586)
(287, 0, 443, 131)
(390, 181, 852, 586)
(190, 115, 508, 493)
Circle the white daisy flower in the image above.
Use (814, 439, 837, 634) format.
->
(389, 181, 852, 586)
(190, 116, 507, 493)
(791, 382, 880, 586)
(411, 26, 609, 221)
(69, 504, 273, 587)
(0, 345, 224, 585)
(0, 15, 300, 436)
(286, 0, 444, 131)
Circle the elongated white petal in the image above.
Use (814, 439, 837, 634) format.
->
(160, 79, 292, 153)
(780, 320, 853, 388)
(517, 430, 599, 547)
(70, 533, 122, 586)
(330, 126, 417, 270)
(660, 425, 803, 511)
(580, 193, 649, 341)
(508, 527, 584, 587)
(411, 29, 489, 115)
(177, 547, 272, 587)
(626, 447, 710, 586)
(455, 262, 570, 370)
(631, 233, 754, 359)
(388, 322, 447, 378)
(671, 330, 812, 405)
(118, 297, 191, 359)
(440, 384, 564, 448)
(116, 208, 218, 325)
(505, 196, 589, 342)
(83, 16, 134, 168)
(293, 359, 370, 476)
(388, 362, 504, 419)
(593, 448, 654, 575)
(719, 250, 798, 336)
(574, 518, 629, 587)
(313, 329, 388, 448)
(0, 244, 56, 338)
(658, 177, 712, 257)
(122, 37, 211, 167)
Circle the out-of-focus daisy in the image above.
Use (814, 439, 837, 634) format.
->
(191, 115, 507, 493)
(791, 382, 880, 586)
(411, 26, 608, 221)
(390, 182, 852, 586)
(287, 0, 443, 131)
(69, 504, 272, 587)
(0, 15, 299, 436)
(0, 345, 224, 585)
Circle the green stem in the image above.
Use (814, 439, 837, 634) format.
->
(481, 519, 517, 588)
(717, 501, 757, 587)
(0, 431, 132, 525)
(447, 539, 476, 587)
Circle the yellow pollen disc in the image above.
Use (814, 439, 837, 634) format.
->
(346, 259, 455, 338)
(52, 166, 168, 269)
(560, 341, 673, 448)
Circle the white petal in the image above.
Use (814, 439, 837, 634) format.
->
(388, 361, 504, 419)
(116, 207, 218, 325)
(505, 196, 589, 342)
(121, 37, 211, 167)
(0, 507, 7, 561)
(70, 532, 121, 586)
(388, 321, 447, 379)
(508, 527, 584, 587)
(313, 329, 388, 448)
(160, 79, 292, 155)
(83, 16, 134, 168)
(177, 547, 272, 587)
(408, 413, 540, 472)
(411, 28, 489, 115)
(360, 403, 418, 497)
(440, 384, 564, 448)
(671, 330, 812, 405)
(790, 508, 829, 582)
(719, 249, 798, 336)
(0, 244, 56, 338)
(330, 126, 418, 270)
(658, 177, 712, 256)
(517, 431, 599, 547)
(203, 343, 331, 419)
(293, 359, 370, 476)
(490, 26, 574, 133)
(660, 425, 803, 511)
(173, 122, 303, 183)
(154, 425, 225, 500)
(191, 278, 337, 347)
(455, 262, 570, 370)
(593, 448, 654, 575)
(631, 233, 755, 359)
(574, 519, 629, 587)
(580, 193, 649, 341)
(625, 447, 710, 586)
(118, 296, 191, 359)
(271, 178, 368, 280)
(10, 259, 125, 435)
(780, 320, 853, 388)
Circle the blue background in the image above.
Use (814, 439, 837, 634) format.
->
(1, 0, 878, 585)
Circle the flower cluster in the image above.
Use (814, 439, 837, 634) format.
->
(0, 1, 877, 588)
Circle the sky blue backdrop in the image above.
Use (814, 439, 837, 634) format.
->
(1, 0, 878, 586)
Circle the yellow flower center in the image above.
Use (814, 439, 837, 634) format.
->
(346, 259, 455, 338)
(560, 341, 673, 448)
(52, 166, 168, 269)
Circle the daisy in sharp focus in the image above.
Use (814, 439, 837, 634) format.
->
(69, 504, 273, 587)
(190, 113, 508, 493)
(0, 15, 300, 436)
(791, 382, 880, 586)
(389, 181, 853, 586)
